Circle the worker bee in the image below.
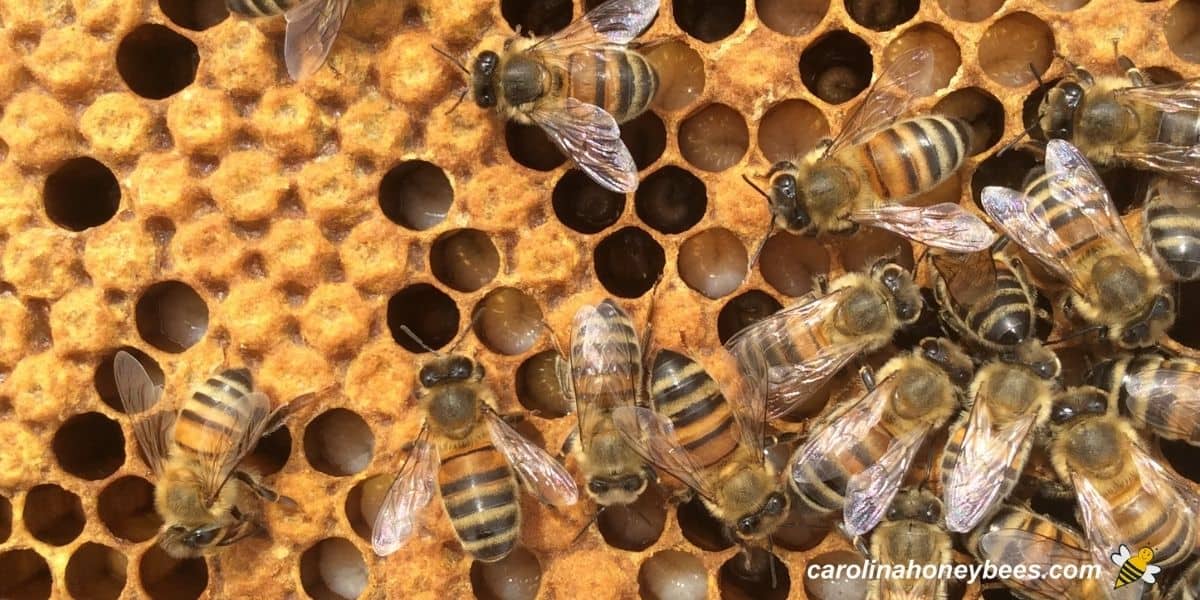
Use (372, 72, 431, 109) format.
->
(725, 259, 923, 418)
(1116, 362, 1200, 446)
(226, 0, 348, 80)
(865, 488, 955, 600)
(940, 341, 1060, 533)
(1142, 176, 1200, 282)
(372, 353, 578, 561)
(750, 47, 995, 253)
(981, 139, 1175, 349)
(112, 351, 306, 559)
(465, 0, 661, 193)
(790, 337, 972, 536)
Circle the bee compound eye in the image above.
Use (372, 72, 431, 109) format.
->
(588, 480, 609, 494)
(738, 516, 757, 534)
(188, 528, 219, 547)
(1052, 404, 1075, 424)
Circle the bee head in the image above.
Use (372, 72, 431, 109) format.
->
(873, 261, 922, 325)
(159, 525, 222, 558)
(766, 162, 810, 232)
(1039, 79, 1087, 141)
(1050, 386, 1109, 426)
(733, 491, 789, 540)
(918, 337, 973, 387)
(471, 51, 501, 108)
(418, 354, 482, 389)
(1116, 293, 1174, 349)
(586, 470, 651, 507)
(885, 488, 942, 524)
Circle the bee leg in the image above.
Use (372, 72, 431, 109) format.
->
(812, 273, 829, 297)
(233, 470, 297, 509)
(557, 429, 579, 462)
(859, 366, 877, 391)
(218, 511, 267, 547)
(763, 431, 802, 447)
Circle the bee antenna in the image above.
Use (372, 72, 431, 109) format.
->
(995, 121, 1039, 158)
(448, 308, 487, 355)
(571, 508, 602, 544)
(398, 325, 440, 356)
(742, 173, 771, 201)
(767, 539, 778, 590)
(444, 88, 469, 115)
(1045, 325, 1105, 347)
(1028, 62, 1045, 88)
(430, 45, 470, 77)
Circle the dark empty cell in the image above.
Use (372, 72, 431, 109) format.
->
(717, 547, 790, 600)
(757, 232, 830, 297)
(95, 347, 164, 413)
(756, 0, 829, 36)
(135, 281, 208, 353)
(387, 283, 460, 352)
(552, 171, 625, 234)
(1040, 0, 1089, 9)
(678, 103, 749, 172)
(501, 0, 572, 36)
(1161, 439, 1200, 482)
(98, 476, 162, 542)
(638, 551, 707, 600)
(772, 501, 832, 551)
(933, 88, 1005, 155)
(673, 0, 744, 42)
(635, 166, 706, 234)
(378, 160, 453, 231)
(845, 0, 918, 31)
(431, 229, 501, 292)
(1101, 166, 1154, 214)
(1169, 0, 1200, 52)
(506, 121, 566, 171)
(803, 550, 870, 600)
(140, 546, 207, 600)
(800, 31, 873, 104)
(1146, 66, 1183, 84)
(116, 24, 199, 100)
(643, 41, 706, 112)
(0, 549, 51, 600)
(620, 111, 667, 170)
(159, 0, 228, 31)
(718, 290, 782, 343)
(300, 538, 368, 600)
(1171, 279, 1200, 348)
(304, 409, 375, 477)
(474, 287, 544, 356)
(970, 149, 1040, 212)
(937, 0, 1003, 21)
(978, 12, 1055, 87)
(66, 543, 127, 600)
(516, 350, 571, 418)
(594, 227, 665, 298)
(24, 484, 86, 546)
(597, 484, 667, 551)
(470, 546, 541, 600)
(677, 495, 734, 551)
(839, 229, 913, 272)
(52, 412, 125, 480)
(757, 99, 830, 164)
(245, 425, 291, 476)
(345, 474, 392, 541)
(891, 287, 942, 350)
(0, 495, 10, 543)
(1029, 493, 1080, 530)
(677, 228, 747, 299)
(43, 157, 120, 231)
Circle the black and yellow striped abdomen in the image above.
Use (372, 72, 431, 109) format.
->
(649, 351, 739, 470)
(967, 258, 1037, 348)
(856, 116, 972, 201)
(793, 417, 904, 512)
(437, 440, 519, 563)
(566, 48, 658, 124)
(1144, 178, 1200, 282)
(173, 369, 256, 460)
(1086, 448, 1195, 568)
(226, 0, 303, 18)
(1151, 106, 1200, 148)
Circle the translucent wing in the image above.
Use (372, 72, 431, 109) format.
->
(612, 406, 714, 499)
(487, 410, 579, 507)
(1123, 368, 1200, 441)
(531, 97, 638, 193)
(1043, 139, 1137, 252)
(716, 347, 768, 457)
(371, 430, 438, 557)
(932, 249, 1000, 310)
(283, 0, 350, 81)
(1074, 472, 1128, 570)
(978, 528, 1112, 599)
(824, 47, 934, 158)
(195, 390, 275, 503)
(1115, 77, 1200, 112)
(113, 351, 171, 475)
(844, 425, 930, 536)
(943, 398, 1038, 532)
(1115, 142, 1200, 187)
(532, 0, 659, 51)
(570, 300, 643, 451)
(850, 203, 998, 253)
(790, 375, 897, 487)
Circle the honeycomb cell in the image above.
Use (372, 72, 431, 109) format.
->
(340, 219, 409, 294)
(28, 27, 111, 97)
(756, 0, 828, 36)
(970, 148, 1040, 210)
(800, 31, 873, 104)
(42, 157, 120, 232)
(261, 219, 338, 285)
(1168, 0, 1200, 62)
(253, 88, 325, 158)
(1170, 280, 1200, 348)
(66, 543, 127, 600)
(470, 546, 542, 600)
(1162, 439, 1200, 483)
(345, 473, 391, 540)
(1146, 66, 1184, 84)
(159, 0, 228, 31)
(52, 412, 125, 480)
(758, 99, 830, 165)
(116, 24, 199, 99)
(216, 280, 290, 352)
(678, 228, 748, 299)
(431, 229, 501, 292)
(516, 350, 571, 417)
(884, 23, 960, 95)
(677, 495, 734, 551)
(387, 283, 460, 352)
(0, 495, 9, 543)
(501, 0, 572, 36)
(80, 93, 155, 161)
(0, 549, 51, 600)
(717, 290, 783, 343)
(803, 550, 870, 600)
(621, 111, 668, 170)
(166, 87, 239, 156)
(758, 232, 830, 297)
(378, 160, 453, 231)
(635, 166, 707, 234)
(937, 0, 1003, 21)
(49, 287, 120, 356)
(300, 537, 368, 600)
(772, 503, 833, 551)
(299, 284, 372, 354)
(339, 94, 411, 159)
(846, 0, 918, 31)
(638, 549, 707, 600)
(594, 227, 666, 298)
(208, 150, 289, 223)
(552, 171, 626, 234)
(202, 20, 275, 93)
(130, 153, 199, 222)
(24, 483, 85, 545)
(717, 548, 790, 600)
(474, 287, 544, 356)
(674, 0, 744, 42)
(840, 229, 914, 273)
(304, 408, 375, 477)
(597, 484, 667, 551)
(978, 12, 1055, 87)
(0, 92, 79, 170)
(506, 122, 567, 172)
(135, 281, 208, 353)
(933, 87, 1005, 155)
(140, 546, 207, 600)
(679, 103, 749, 172)
(644, 41, 706, 112)
(2, 228, 78, 300)
(1040, 0, 1089, 9)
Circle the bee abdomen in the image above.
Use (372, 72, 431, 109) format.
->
(567, 49, 658, 124)
(861, 116, 971, 200)
(1155, 109, 1200, 148)
(174, 369, 256, 457)
(439, 445, 520, 563)
(1145, 197, 1200, 281)
(650, 351, 739, 469)
(226, 0, 303, 17)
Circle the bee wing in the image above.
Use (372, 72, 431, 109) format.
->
(531, 0, 659, 51)
(932, 249, 1001, 310)
(114, 351, 172, 475)
(372, 430, 439, 557)
(283, 0, 350, 81)
(612, 405, 716, 500)
(1074, 472, 1128, 569)
(486, 410, 579, 507)
(824, 47, 934, 158)
(943, 399, 1038, 533)
(530, 97, 638, 193)
(1123, 368, 1200, 440)
(719, 345, 770, 457)
(850, 203, 998, 253)
(1043, 139, 1138, 251)
(1114, 143, 1200, 187)
(977, 528, 1111, 599)
(843, 424, 930, 536)
(570, 301, 642, 450)
(790, 375, 897, 486)
(1116, 77, 1200, 112)
(198, 391, 275, 503)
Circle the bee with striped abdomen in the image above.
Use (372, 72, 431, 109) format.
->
(866, 488, 955, 600)
(226, 0, 348, 80)
(1142, 177, 1200, 282)
(113, 351, 307, 559)
(982, 139, 1176, 349)
(1115, 359, 1200, 447)
(372, 353, 578, 562)
(790, 337, 971, 537)
(468, 0, 660, 193)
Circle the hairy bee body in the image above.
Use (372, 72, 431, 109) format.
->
(867, 489, 954, 600)
(1088, 352, 1200, 445)
(967, 505, 1106, 600)
(226, 0, 302, 16)
(1144, 177, 1200, 282)
(934, 252, 1041, 355)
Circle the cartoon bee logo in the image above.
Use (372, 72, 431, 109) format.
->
(1111, 544, 1162, 589)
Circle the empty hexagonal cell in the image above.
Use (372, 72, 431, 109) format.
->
(1169, 0, 1200, 62)
(674, 0, 744, 42)
(431, 229, 501, 292)
(116, 24, 199, 100)
(95, 347, 164, 413)
(24, 483, 86, 546)
(501, 0, 572, 36)
(772, 501, 833, 551)
(937, 0, 1003, 21)
(506, 122, 567, 171)
(594, 227, 666, 298)
(43, 157, 120, 232)
(305, 409, 375, 477)
(379, 160, 453, 231)
(800, 31, 873, 104)
(300, 537, 368, 600)
(53, 412, 125, 480)
(970, 148, 1041, 211)
(0, 495, 10, 543)
(978, 12, 1055, 87)
(387, 283, 460, 352)
(135, 281, 208, 353)
(159, 0, 228, 31)
(643, 41, 706, 112)
(1171, 280, 1200, 349)
(758, 99, 830, 164)
(66, 543, 127, 600)
(1162, 439, 1200, 483)
(516, 350, 571, 418)
(846, 0, 918, 31)
(552, 171, 626, 234)
(756, 0, 828, 36)
(678, 228, 748, 299)
(1040, 0, 1089, 9)
(884, 23, 960, 95)
(621, 111, 667, 170)
(140, 545, 207, 600)
(758, 232, 829, 297)
(839, 229, 914, 273)
(718, 548, 790, 600)
(345, 474, 392, 540)
(635, 166, 707, 234)
(933, 87, 1005, 155)
(679, 104, 749, 172)
(474, 287, 544, 356)
(718, 290, 783, 343)
(245, 425, 292, 476)
(1145, 66, 1183, 85)
(0, 549, 51, 600)
(99, 476, 162, 542)
(638, 549, 707, 600)
(803, 550, 870, 600)
(677, 495, 734, 551)
(470, 546, 541, 600)
(597, 483, 667, 551)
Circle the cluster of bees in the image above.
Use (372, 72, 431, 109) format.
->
(101, 0, 1200, 598)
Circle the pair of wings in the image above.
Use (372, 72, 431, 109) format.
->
(371, 409, 579, 557)
(1122, 368, 1200, 442)
(283, 0, 351, 80)
(563, 300, 644, 452)
(932, 249, 1012, 313)
(1111, 78, 1200, 186)
(977, 526, 1145, 600)
(520, 0, 660, 192)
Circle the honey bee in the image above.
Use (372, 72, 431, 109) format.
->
(1142, 176, 1200, 282)
(226, 0, 348, 80)
(725, 259, 923, 418)
(752, 48, 995, 253)
(372, 353, 578, 561)
(467, 0, 660, 193)
(790, 337, 972, 536)
(981, 139, 1175, 349)
(940, 341, 1060, 533)
(1116, 361, 1200, 447)
(113, 351, 306, 559)
(865, 488, 955, 600)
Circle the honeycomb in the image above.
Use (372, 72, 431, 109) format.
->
(2, 0, 1200, 598)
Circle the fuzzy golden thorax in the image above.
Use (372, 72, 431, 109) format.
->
(706, 457, 789, 542)
(576, 428, 652, 507)
(155, 459, 241, 558)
